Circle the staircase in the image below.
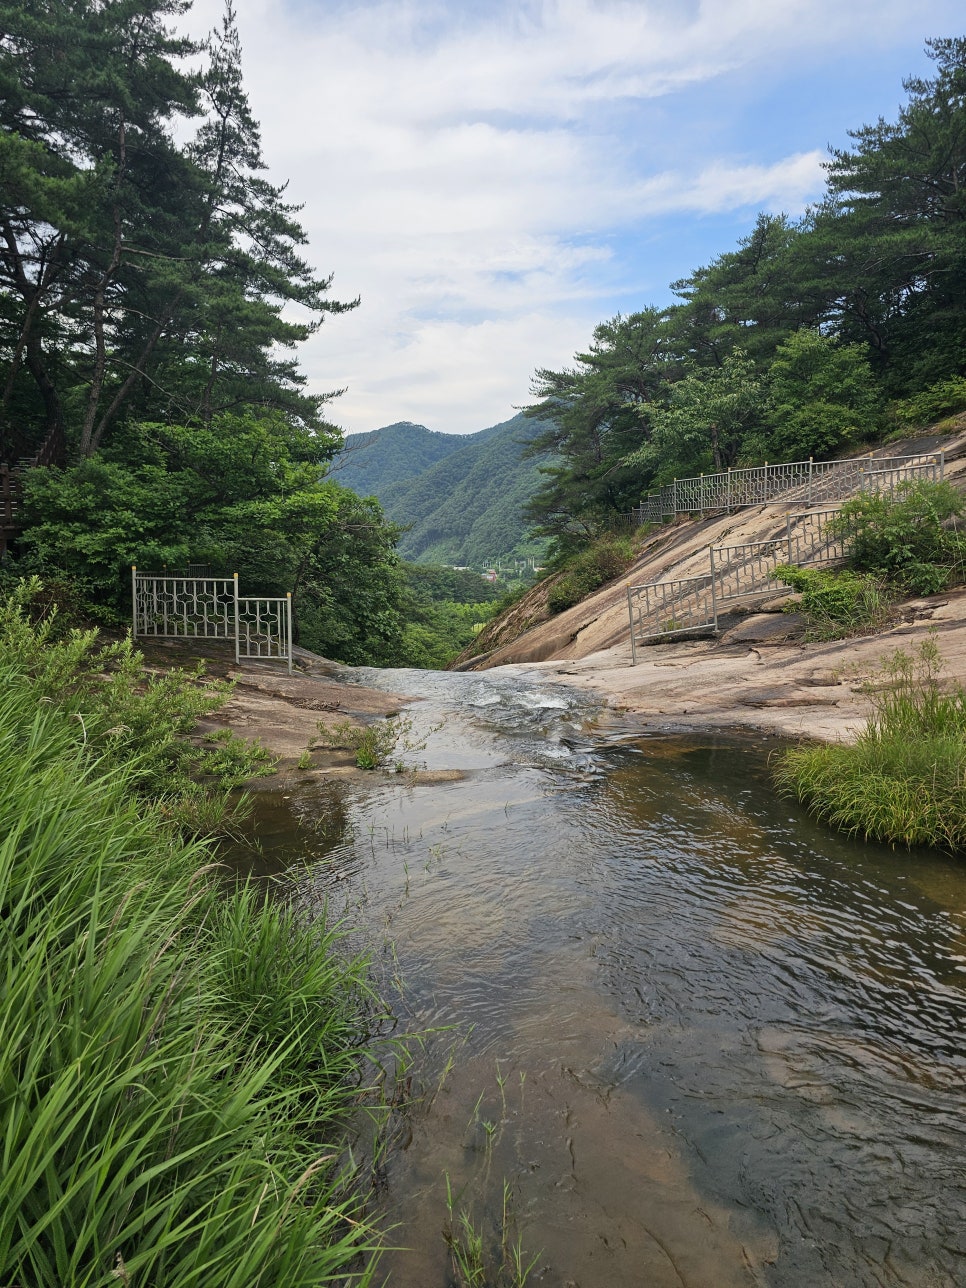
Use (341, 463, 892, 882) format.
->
(626, 452, 942, 662)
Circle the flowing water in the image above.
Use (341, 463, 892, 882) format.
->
(242, 667, 966, 1288)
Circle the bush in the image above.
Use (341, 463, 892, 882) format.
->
(831, 479, 966, 594)
(0, 578, 275, 827)
(773, 564, 888, 640)
(546, 535, 635, 614)
(892, 377, 966, 428)
(773, 638, 966, 851)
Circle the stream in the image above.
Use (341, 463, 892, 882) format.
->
(238, 666, 966, 1288)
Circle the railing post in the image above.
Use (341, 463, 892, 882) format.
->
(940, 449, 945, 481)
(807, 457, 813, 507)
(131, 566, 137, 638)
(627, 586, 637, 665)
(286, 592, 293, 675)
(726, 467, 732, 513)
(233, 573, 240, 665)
(709, 547, 718, 632)
(673, 478, 678, 514)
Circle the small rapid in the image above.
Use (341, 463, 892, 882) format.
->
(240, 666, 966, 1287)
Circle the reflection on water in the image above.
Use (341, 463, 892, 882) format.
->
(240, 667, 966, 1287)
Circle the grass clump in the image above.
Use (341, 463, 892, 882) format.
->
(0, 580, 393, 1283)
(546, 534, 635, 615)
(316, 714, 419, 770)
(0, 668, 385, 1286)
(773, 637, 966, 852)
(773, 563, 888, 640)
(0, 577, 275, 828)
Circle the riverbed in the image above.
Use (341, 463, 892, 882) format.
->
(238, 665, 966, 1287)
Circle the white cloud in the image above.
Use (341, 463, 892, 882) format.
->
(181, 0, 961, 433)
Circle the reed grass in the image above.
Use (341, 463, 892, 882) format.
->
(0, 666, 383, 1286)
(773, 638, 966, 852)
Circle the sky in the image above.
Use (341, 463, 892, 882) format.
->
(183, 0, 964, 436)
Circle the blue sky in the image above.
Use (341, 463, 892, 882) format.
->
(187, 0, 964, 434)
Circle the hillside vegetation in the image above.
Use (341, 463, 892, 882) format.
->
(332, 414, 551, 566)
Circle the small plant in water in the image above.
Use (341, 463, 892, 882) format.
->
(442, 1175, 540, 1288)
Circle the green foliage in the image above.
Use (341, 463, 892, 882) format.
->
(315, 715, 416, 770)
(763, 329, 883, 460)
(774, 638, 966, 851)
(0, 578, 274, 820)
(0, 675, 383, 1285)
(395, 563, 499, 669)
(628, 348, 766, 480)
(545, 534, 635, 615)
(12, 414, 407, 666)
(772, 563, 887, 640)
(525, 310, 681, 538)
(0, 1, 353, 459)
(832, 479, 966, 593)
(892, 377, 966, 428)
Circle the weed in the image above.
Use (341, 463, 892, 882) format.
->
(773, 563, 888, 640)
(297, 749, 314, 769)
(316, 714, 430, 771)
(773, 636, 966, 851)
(442, 1176, 539, 1288)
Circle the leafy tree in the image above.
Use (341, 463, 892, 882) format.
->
(763, 329, 883, 460)
(625, 348, 766, 480)
(814, 37, 966, 392)
(670, 213, 816, 368)
(13, 414, 407, 664)
(523, 309, 681, 548)
(0, 0, 354, 461)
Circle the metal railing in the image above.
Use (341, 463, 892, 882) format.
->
(621, 451, 943, 525)
(627, 575, 718, 662)
(131, 569, 293, 673)
(627, 507, 850, 659)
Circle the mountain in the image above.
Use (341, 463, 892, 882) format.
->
(328, 421, 487, 497)
(329, 414, 550, 566)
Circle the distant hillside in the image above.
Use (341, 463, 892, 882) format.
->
(329, 421, 482, 497)
(331, 414, 551, 566)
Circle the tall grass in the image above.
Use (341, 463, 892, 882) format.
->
(0, 665, 384, 1286)
(773, 638, 966, 852)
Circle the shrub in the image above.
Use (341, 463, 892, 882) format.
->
(315, 714, 415, 769)
(546, 535, 635, 614)
(773, 564, 888, 640)
(831, 479, 966, 594)
(0, 578, 275, 826)
(892, 377, 966, 428)
(773, 638, 966, 851)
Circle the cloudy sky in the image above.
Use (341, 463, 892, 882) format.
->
(184, 0, 962, 435)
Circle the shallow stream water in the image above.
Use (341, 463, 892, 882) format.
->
(241, 667, 966, 1287)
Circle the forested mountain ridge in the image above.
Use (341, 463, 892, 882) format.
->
(329, 421, 485, 497)
(331, 414, 552, 566)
